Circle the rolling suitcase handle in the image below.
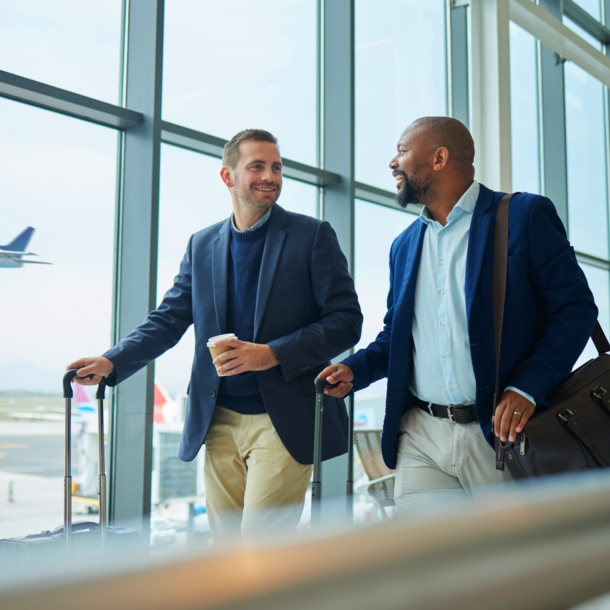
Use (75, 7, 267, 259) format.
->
(312, 379, 355, 527)
(62, 370, 108, 549)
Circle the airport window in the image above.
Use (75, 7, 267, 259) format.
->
(575, 264, 610, 367)
(355, 0, 448, 191)
(510, 22, 541, 194)
(565, 61, 609, 259)
(0, 99, 117, 539)
(0, 0, 122, 104)
(162, 0, 319, 167)
(3, 0, 610, 539)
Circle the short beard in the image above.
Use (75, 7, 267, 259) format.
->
(395, 168, 432, 209)
(235, 182, 279, 212)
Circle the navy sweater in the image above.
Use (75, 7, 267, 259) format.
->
(217, 221, 268, 414)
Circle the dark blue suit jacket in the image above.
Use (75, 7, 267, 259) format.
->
(343, 185, 597, 470)
(104, 205, 363, 464)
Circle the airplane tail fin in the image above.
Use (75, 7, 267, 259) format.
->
(3, 227, 35, 252)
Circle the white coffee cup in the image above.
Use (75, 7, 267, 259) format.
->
(207, 334, 237, 376)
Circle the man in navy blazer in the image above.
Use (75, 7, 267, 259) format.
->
(69, 129, 362, 538)
(320, 117, 596, 513)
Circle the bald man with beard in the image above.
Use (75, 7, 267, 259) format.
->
(320, 116, 597, 513)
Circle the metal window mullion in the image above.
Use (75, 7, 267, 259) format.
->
(449, 1, 470, 128)
(319, 0, 354, 504)
(538, 0, 570, 227)
(109, 0, 165, 532)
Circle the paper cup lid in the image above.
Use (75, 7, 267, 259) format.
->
(207, 333, 236, 347)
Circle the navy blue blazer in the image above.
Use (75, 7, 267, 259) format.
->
(343, 184, 597, 470)
(104, 205, 363, 464)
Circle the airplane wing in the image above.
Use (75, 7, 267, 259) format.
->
(17, 259, 53, 265)
(0, 250, 36, 257)
(0, 251, 52, 264)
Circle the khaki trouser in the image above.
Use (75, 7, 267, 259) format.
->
(204, 406, 312, 541)
(394, 406, 513, 515)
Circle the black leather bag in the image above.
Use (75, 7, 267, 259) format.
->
(493, 195, 610, 479)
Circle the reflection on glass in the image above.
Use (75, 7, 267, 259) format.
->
(154, 145, 319, 547)
(574, 264, 609, 368)
(510, 23, 540, 194)
(355, 0, 447, 190)
(163, 0, 318, 166)
(0, 99, 117, 538)
(564, 60, 608, 259)
(0, 0, 122, 103)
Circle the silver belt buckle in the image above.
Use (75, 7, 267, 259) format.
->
(427, 402, 434, 416)
(447, 405, 455, 423)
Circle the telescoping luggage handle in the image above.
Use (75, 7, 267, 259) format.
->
(312, 378, 354, 528)
(62, 370, 108, 549)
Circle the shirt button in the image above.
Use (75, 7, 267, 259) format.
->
(439, 259, 444, 265)
(440, 289, 445, 295)
(442, 352, 447, 358)
(449, 384, 454, 390)
(440, 320, 445, 326)
(209, 390, 216, 398)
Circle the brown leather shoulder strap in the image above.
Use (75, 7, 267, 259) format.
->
(493, 194, 512, 400)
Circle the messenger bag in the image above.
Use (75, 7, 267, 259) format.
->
(493, 194, 610, 479)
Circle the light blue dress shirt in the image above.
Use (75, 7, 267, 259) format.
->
(409, 180, 534, 407)
(231, 206, 272, 232)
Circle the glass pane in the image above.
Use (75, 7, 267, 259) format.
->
(354, 201, 417, 423)
(574, 264, 609, 368)
(564, 62, 608, 259)
(0, 0, 122, 104)
(563, 16, 603, 49)
(163, 0, 318, 166)
(510, 23, 540, 194)
(153, 145, 318, 548)
(0, 99, 117, 538)
(571, 0, 602, 21)
(355, 0, 447, 190)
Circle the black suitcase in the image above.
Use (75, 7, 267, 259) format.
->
(0, 370, 140, 567)
(311, 379, 354, 527)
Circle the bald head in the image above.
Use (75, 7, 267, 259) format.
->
(408, 116, 475, 166)
(390, 116, 476, 211)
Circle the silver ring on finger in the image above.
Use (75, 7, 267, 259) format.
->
(513, 411, 522, 417)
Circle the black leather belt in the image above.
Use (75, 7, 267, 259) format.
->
(412, 397, 477, 424)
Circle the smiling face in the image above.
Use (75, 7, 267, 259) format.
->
(223, 140, 283, 212)
(389, 126, 436, 208)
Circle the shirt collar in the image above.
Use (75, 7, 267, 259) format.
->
(231, 206, 273, 233)
(419, 180, 480, 226)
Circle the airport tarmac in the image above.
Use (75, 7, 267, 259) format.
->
(0, 421, 77, 539)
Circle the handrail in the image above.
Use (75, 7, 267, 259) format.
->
(2, 473, 610, 610)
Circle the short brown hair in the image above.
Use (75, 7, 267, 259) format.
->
(222, 129, 279, 168)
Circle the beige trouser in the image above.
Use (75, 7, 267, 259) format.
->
(204, 406, 312, 541)
(394, 406, 513, 515)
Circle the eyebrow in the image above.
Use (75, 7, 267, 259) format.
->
(247, 159, 282, 166)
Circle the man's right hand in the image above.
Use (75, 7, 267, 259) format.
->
(66, 357, 114, 386)
(317, 363, 354, 398)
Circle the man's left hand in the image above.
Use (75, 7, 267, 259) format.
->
(213, 338, 279, 375)
(494, 390, 536, 444)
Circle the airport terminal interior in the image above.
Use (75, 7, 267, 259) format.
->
(2, 0, 610, 608)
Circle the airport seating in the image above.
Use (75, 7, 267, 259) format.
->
(353, 429, 395, 517)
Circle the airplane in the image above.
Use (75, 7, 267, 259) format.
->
(0, 227, 51, 268)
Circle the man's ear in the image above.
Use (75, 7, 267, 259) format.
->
(220, 166, 234, 188)
(433, 147, 450, 172)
